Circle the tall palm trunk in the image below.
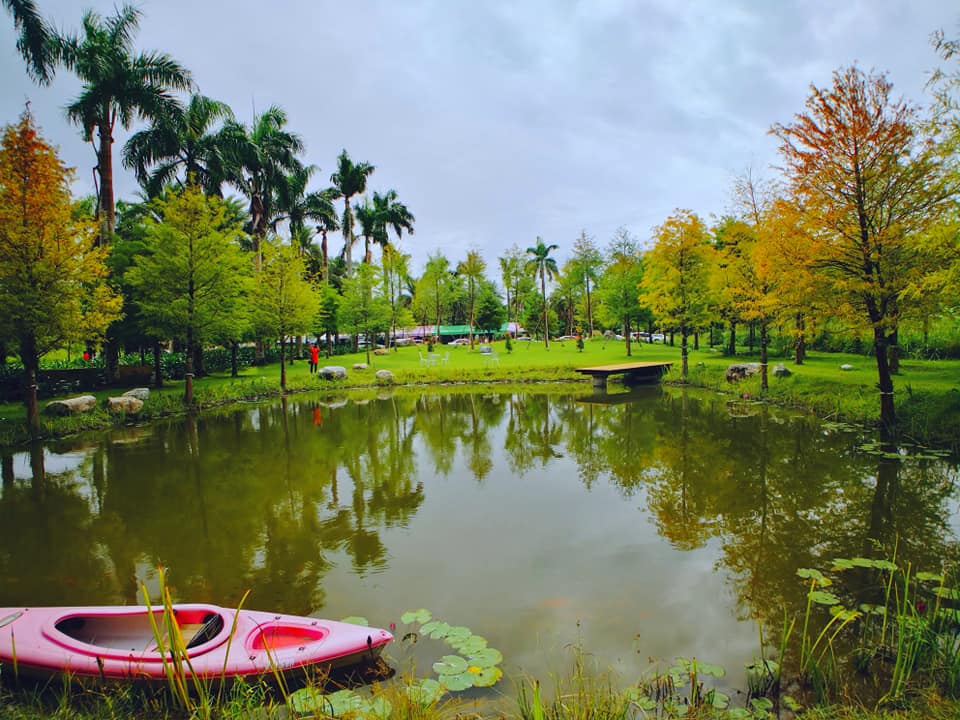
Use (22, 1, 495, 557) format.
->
(540, 270, 549, 349)
(342, 199, 354, 276)
(96, 114, 115, 245)
(321, 230, 329, 282)
(468, 279, 475, 348)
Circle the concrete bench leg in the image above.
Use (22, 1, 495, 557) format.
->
(592, 375, 607, 391)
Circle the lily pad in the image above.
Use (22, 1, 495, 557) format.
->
(849, 557, 897, 571)
(359, 696, 392, 719)
(467, 647, 503, 668)
(405, 678, 444, 705)
(916, 572, 944, 583)
(782, 695, 803, 711)
(421, 620, 450, 639)
(453, 634, 488, 654)
(432, 654, 468, 676)
(288, 687, 361, 716)
(829, 607, 859, 621)
(439, 670, 474, 691)
(401, 608, 432, 625)
(472, 665, 503, 687)
(707, 689, 729, 709)
(670, 657, 724, 679)
(797, 568, 831, 586)
(443, 625, 473, 645)
(750, 697, 774, 713)
(340, 616, 369, 626)
(810, 590, 840, 606)
(622, 687, 655, 710)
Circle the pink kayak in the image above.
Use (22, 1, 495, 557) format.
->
(0, 604, 392, 683)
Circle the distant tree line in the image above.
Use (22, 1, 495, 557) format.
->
(2, 2, 959, 433)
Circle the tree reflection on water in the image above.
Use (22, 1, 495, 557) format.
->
(0, 385, 956, 657)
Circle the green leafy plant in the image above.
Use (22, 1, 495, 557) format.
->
(287, 607, 503, 717)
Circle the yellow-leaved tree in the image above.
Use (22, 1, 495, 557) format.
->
(771, 66, 957, 431)
(642, 209, 713, 377)
(253, 241, 320, 389)
(0, 110, 121, 433)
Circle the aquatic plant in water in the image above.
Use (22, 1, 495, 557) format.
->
(287, 607, 504, 717)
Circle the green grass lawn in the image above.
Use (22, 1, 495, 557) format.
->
(2, 337, 958, 448)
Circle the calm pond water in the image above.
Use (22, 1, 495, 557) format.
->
(1, 385, 958, 688)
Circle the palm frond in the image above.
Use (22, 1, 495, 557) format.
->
(4, 0, 56, 83)
(105, 4, 141, 51)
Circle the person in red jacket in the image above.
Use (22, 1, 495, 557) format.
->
(309, 343, 320, 374)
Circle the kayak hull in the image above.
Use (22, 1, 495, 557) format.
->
(0, 605, 391, 684)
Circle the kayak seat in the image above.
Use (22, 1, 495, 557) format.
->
(185, 613, 223, 649)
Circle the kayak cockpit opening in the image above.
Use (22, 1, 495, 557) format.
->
(186, 612, 224, 648)
(53, 608, 226, 653)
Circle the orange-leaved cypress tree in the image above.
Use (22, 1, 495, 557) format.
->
(771, 66, 957, 431)
(0, 110, 121, 433)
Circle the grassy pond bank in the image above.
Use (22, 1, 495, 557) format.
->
(1, 339, 960, 719)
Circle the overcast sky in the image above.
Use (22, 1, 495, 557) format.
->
(1, 1, 957, 273)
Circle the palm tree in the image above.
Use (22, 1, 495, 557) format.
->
(457, 251, 486, 347)
(369, 189, 414, 262)
(56, 4, 193, 245)
(221, 106, 304, 268)
(329, 150, 375, 276)
(354, 198, 377, 267)
(312, 189, 340, 283)
(122, 93, 234, 197)
(274, 166, 340, 281)
(3, 0, 54, 84)
(526, 237, 560, 348)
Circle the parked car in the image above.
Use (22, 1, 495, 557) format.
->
(515, 336, 532, 342)
(449, 338, 471, 346)
(555, 335, 577, 341)
(651, 333, 666, 342)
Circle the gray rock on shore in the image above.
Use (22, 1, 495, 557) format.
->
(44, 395, 97, 416)
(106, 396, 144, 414)
(725, 363, 761, 383)
(319, 366, 347, 380)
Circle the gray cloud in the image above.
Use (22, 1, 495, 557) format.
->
(1, 0, 954, 272)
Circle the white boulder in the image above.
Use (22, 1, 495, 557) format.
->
(122, 387, 150, 401)
(44, 395, 97, 416)
(106, 396, 144, 414)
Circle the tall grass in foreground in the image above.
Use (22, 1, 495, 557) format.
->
(4, 552, 960, 719)
(142, 566, 256, 718)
